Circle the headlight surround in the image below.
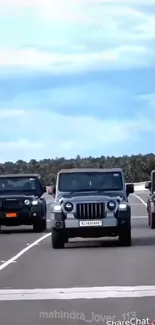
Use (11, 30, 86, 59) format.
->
(32, 200, 38, 205)
(64, 202, 73, 212)
(119, 203, 128, 210)
(107, 200, 116, 210)
(24, 199, 30, 205)
(53, 205, 62, 212)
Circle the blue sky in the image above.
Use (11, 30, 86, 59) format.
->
(0, 0, 155, 162)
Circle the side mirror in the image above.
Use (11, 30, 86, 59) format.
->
(126, 183, 134, 195)
(145, 181, 151, 190)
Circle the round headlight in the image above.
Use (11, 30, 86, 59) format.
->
(64, 202, 73, 212)
(107, 200, 116, 210)
(24, 199, 30, 205)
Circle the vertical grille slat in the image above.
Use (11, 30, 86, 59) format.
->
(76, 203, 104, 219)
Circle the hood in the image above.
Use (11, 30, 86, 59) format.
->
(0, 194, 38, 199)
(58, 191, 125, 203)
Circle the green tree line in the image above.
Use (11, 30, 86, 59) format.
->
(0, 153, 154, 184)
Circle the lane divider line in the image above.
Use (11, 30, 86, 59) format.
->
(130, 203, 145, 206)
(0, 233, 51, 272)
(1, 286, 155, 300)
(131, 216, 147, 219)
(132, 194, 147, 206)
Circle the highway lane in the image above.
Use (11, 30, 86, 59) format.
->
(0, 191, 148, 263)
(1, 190, 155, 325)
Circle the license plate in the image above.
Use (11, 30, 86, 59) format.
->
(6, 212, 17, 218)
(79, 220, 102, 227)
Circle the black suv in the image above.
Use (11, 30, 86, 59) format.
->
(0, 173, 47, 232)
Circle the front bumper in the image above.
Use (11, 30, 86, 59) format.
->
(52, 215, 130, 238)
(0, 209, 45, 226)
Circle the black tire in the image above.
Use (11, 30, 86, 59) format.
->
(150, 213, 155, 229)
(119, 225, 131, 246)
(51, 229, 64, 249)
(33, 219, 46, 232)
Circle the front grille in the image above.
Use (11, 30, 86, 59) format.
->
(76, 203, 105, 219)
(2, 199, 23, 211)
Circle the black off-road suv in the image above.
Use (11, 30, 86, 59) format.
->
(0, 173, 47, 232)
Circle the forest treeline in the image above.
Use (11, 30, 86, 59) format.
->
(0, 153, 154, 184)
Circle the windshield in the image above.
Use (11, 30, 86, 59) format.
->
(0, 177, 42, 194)
(58, 172, 123, 192)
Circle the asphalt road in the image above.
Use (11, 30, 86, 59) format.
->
(0, 191, 155, 325)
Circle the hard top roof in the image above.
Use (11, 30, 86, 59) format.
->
(58, 168, 123, 174)
(0, 173, 41, 178)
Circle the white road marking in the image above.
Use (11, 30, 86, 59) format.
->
(0, 260, 16, 264)
(132, 194, 147, 206)
(26, 243, 39, 246)
(131, 216, 147, 219)
(130, 203, 145, 205)
(0, 233, 51, 272)
(1, 286, 155, 300)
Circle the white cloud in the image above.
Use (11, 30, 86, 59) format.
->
(0, 109, 154, 162)
(0, 140, 43, 162)
(0, 0, 154, 162)
(137, 94, 155, 114)
(2, 0, 155, 9)
(0, 49, 118, 67)
(0, 109, 25, 118)
(0, 45, 151, 74)
(85, 0, 155, 4)
(0, 0, 154, 72)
